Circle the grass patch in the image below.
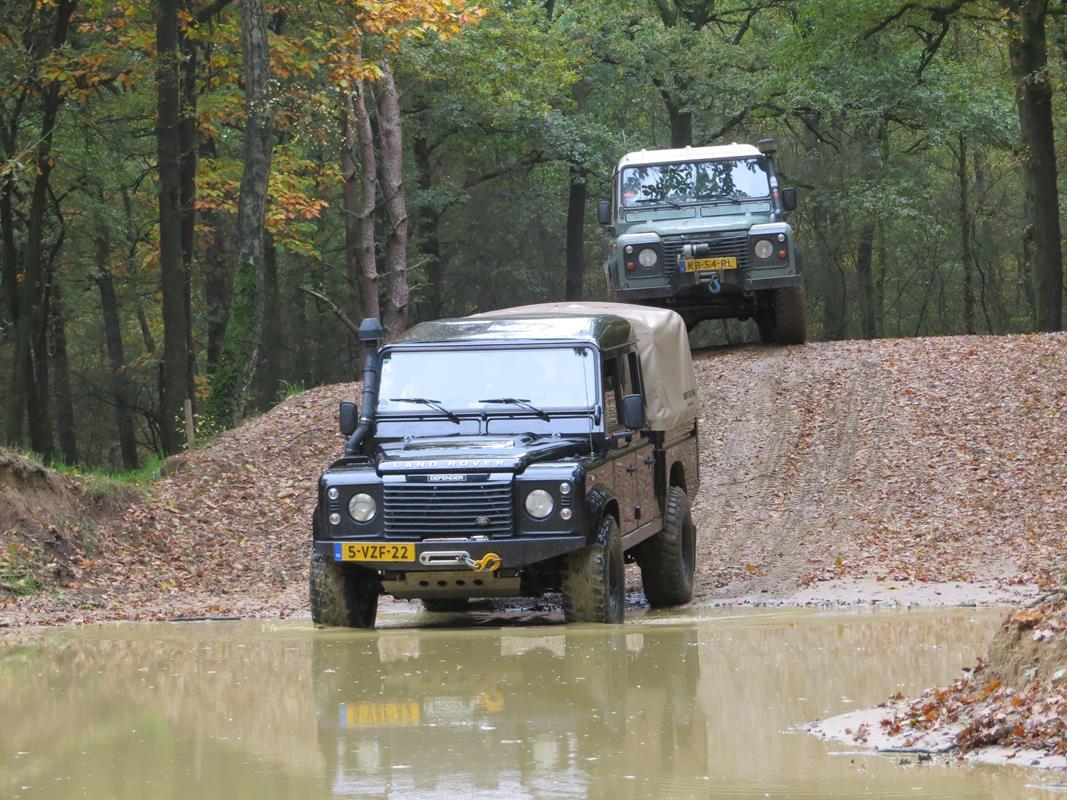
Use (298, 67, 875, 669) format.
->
(0, 544, 42, 597)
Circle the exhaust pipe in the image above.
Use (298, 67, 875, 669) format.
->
(345, 317, 386, 456)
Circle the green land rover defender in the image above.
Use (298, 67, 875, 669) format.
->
(310, 303, 701, 628)
(599, 139, 806, 344)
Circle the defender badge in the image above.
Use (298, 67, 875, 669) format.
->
(475, 516, 490, 527)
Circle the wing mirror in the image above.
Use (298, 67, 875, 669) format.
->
(339, 401, 358, 436)
(620, 394, 646, 430)
(781, 187, 797, 212)
(597, 200, 612, 226)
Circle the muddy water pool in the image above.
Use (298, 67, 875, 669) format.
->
(2, 607, 1061, 798)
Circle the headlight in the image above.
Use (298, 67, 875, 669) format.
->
(525, 489, 554, 519)
(348, 493, 377, 522)
(754, 239, 775, 260)
(638, 248, 658, 267)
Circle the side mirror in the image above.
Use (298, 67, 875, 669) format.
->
(620, 394, 646, 430)
(339, 401, 358, 436)
(597, 200, 612, 226)
(781, 187, 797, 212)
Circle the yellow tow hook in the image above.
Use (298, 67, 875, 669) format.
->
(465, 552, 502, 573)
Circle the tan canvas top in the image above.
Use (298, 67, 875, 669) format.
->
(474, 302, 698, 431)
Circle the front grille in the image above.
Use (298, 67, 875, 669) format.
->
(662, 233, 750, 273)
(383, 481, 514, 538)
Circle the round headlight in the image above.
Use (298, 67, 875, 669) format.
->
(525, 489, 554, 520)
(754, 239, 775, 260)
(638, 248, 658, 267)
(348, 493, 377, 522)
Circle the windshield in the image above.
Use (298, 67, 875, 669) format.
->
(620, 157, 770, 208)
(376, 347, 597, 414)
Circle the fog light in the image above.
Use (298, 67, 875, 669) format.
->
(560, 482, 571, 495)
(328, 512, 341, 525)
(777, 233, 786, 242)
(560, 508, 573, 521)
(327, 487, 339, 500)
(624, 245, 634, 254)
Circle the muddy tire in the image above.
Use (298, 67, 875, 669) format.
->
(757, 285, 807, 345)
(637, 487, 696, 608)
(562, 514, 624, 624)
(421, 598, 469, 613)
(773, 285, 807, 345)
(309, 550, 379, 628)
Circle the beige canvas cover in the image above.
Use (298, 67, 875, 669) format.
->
(474, 302, 698, 431)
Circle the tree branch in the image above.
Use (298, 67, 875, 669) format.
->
(300, 286, 361, 336)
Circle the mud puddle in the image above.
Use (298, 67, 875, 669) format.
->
(2, 608, 1060, 798)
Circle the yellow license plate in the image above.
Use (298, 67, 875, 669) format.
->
(683, 256, 737, 272)
(341, 702, 421, 728)
(335, 542, 415, 562)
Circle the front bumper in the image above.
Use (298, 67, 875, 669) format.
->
(618, 267, 801, 301)
(313, 535, 588, 572)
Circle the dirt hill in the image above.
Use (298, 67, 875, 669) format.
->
(1, 332, 1064, 627)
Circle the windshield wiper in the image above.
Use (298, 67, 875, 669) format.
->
(632, 197, 683, 209)
(388, 397, 461, 424)
(478, 397, 551, 421)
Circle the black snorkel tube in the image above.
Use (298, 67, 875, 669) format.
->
(345, 317, 386, 456)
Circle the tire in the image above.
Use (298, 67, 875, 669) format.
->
(562, 514, 624, 624)
(309, 550, 379, 628)
(421, 597, 469, 613)
(773, 285, 807, 345)
(637, 486, 696, 608)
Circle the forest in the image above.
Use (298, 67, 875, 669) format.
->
(1, 0, 1065, 469)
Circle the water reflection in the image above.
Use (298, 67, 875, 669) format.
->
(313, 626, 704, 798)
(0, 609, 1044, 799)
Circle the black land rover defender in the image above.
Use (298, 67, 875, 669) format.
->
(310, 302, 701, 626)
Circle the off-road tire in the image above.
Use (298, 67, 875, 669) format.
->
(757, 285, 807, 345)
(637, 486, 696, 608)
(773, 285, 807, 344)
(309, 550, 379, 628)
(421, 598, 470, 613)
(562, 514, 624, 624)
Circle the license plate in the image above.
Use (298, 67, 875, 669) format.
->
(682, 256, 737, 272)
(340, 702, 420, 728)
(335, 542, 415, 562)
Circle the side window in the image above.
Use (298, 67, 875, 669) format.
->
(626, 351, 643, 395)
(602, 357, 622, 430)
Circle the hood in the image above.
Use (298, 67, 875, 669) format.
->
(376, 435, 586, 474)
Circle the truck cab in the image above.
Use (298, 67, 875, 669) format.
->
(310, 303, 701, 627)
(599, 140, 806, 344)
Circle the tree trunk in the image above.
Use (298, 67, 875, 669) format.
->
(156, 0, 192, 453)
(1004, 0, 1063, 331)
(258, 231, 281, 406)
(956, 137, 976, 334)
(205, 0, 273, 427)
(96, 242, 139, 471)
(5, 0, 74, 456)
(412, 132, 444, 319)
(565, 164, 587, 301)
(179, 29, 199, 406)
(856, 223, 877, 339)
(348, 86, 380, 323)
(376, 62, 409, 336)
(662, 91, 693, 148)
(48, 280, 78, 466)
